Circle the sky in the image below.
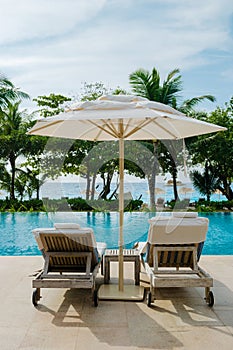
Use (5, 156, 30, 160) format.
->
(1, 0, 233, 112)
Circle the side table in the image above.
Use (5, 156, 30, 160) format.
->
(104, 249, 140, 285)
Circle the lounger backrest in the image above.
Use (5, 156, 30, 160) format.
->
(35, 228, 99, 272)
(145, 242, 204, 268)
(146, 216, 209, 268)
(148, 217, 209, 244)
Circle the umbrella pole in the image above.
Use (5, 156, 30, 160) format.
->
(119, 137, 124, 292)
(99, 136, 143, 301)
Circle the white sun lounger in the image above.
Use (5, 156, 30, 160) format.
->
(141, 212, 214, 307)
(32, 223, 106, 307)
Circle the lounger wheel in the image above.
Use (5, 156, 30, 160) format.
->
(32, 289, 40, 307)
(147, 291, 152, 307)
(206, 291, 214, 307)
(93, 290, 98, 307)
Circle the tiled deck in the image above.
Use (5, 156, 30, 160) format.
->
(0, 256, 233, 349)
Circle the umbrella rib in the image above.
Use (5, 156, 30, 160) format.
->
(124, 118, 157, 138)
(123, 118, 132, 135)
(151, 118, 178, 138)
(89, 120, 118, 139)
(103, 120, 119, 137)
(28, 120, 63, 134)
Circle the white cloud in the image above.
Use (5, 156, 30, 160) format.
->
(1, 0, 232, 106)
(0, 0, 106, 44)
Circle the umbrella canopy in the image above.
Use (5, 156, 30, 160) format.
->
(179, 187, 195, 195)
(29, 95, 225, 141)
(154, 187, 166, 195)
(28, 95, 226, 294)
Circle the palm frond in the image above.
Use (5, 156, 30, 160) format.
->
(0, 74, 30, 108)
(161, 72, 183, 105)
(129, 68, 161, 100)
(190, 165, 220, 200)
(129, 69, 151, 98)
(165, 68, 181, 82)
(180, 95, 216, 114)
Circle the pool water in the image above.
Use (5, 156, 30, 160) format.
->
(0, 212, 233, 255)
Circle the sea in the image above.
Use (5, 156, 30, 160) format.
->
(0, 180, 227, 203)
(38, 181, 225, 203)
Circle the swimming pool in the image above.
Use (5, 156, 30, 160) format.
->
(0, 212, 233, 255)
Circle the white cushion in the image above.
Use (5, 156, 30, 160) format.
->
(148, 217, 209, 244)
(148, 215, 172, 224)
(172, 212, 198, 218)
(32, 226, 97, 250)
(54, 223, 81, 229)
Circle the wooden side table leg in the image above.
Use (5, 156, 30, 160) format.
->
(104, 257, 110, 284)
(135, 256, 140, 285)
(101, 258, 103, 275)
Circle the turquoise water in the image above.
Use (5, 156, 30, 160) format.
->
(0, 212, 233, 255)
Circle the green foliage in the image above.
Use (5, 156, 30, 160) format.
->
(166, 199, 233, 212)
(79, 82, 109, 102)
(0, 73, 30, 110)
(0, 197, 143, 212)
(179, 95, 216, 114)
(125, 199, 143, 211)
(66, 82, 129, 200)
(0, 199, 44, 212)
(195, 199, 233, 212)
(129, 66, 217, 206)
(129, 67, 182, 104)
(188, 98, 233, 200)
(190, 161, 220, 201)
(85, 199, 143, 212)
(0, 101, 46, 199)
(67, 198, 93, 211)
(33, 93, 71, 117)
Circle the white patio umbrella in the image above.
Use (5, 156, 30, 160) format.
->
(154, 187, 166, 195)
(28, 94, 226, 298)
(179, 186, 195, 196)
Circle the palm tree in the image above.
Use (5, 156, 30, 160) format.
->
(190, 161, 220, 201)
(0, 73, 29, 110)
(129, 67, 216, 207)
(129, 68, 182, 104)
(129, 68, 183, 207)
(0, 101, 32, 199)
(0, 165, 11, 196)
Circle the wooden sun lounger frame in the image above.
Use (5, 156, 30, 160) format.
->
(144, 243, 214, 307)
(32, 232, 103, 307)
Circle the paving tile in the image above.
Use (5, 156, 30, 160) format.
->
(19, 325, 78, 350)
(75, 326, 132, 349)
(0, 326, 29, 350)
(178, 326, 233, 350)
(214, 309, 233, 327)
(0, 299, 37, 328)
(0, 256, 233, 350)
(126, 299, 223, 330)
(81, 301, 128, 327)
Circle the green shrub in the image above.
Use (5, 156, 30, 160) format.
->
(68, 197, 93, 211)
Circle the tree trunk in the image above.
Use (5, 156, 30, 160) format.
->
(9, 153, 16, 200)
(85, 168, 91, 200)
(98, 171, 114, 199)
(36, 185, 40, 200)
(91, 172, 97, 200)
(148, 174, 156, 210)
(220, 178, 233, 200)
(147, 141, 158, 211)
(172, 171, 179, 201)
(109, 183, 119, 200)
